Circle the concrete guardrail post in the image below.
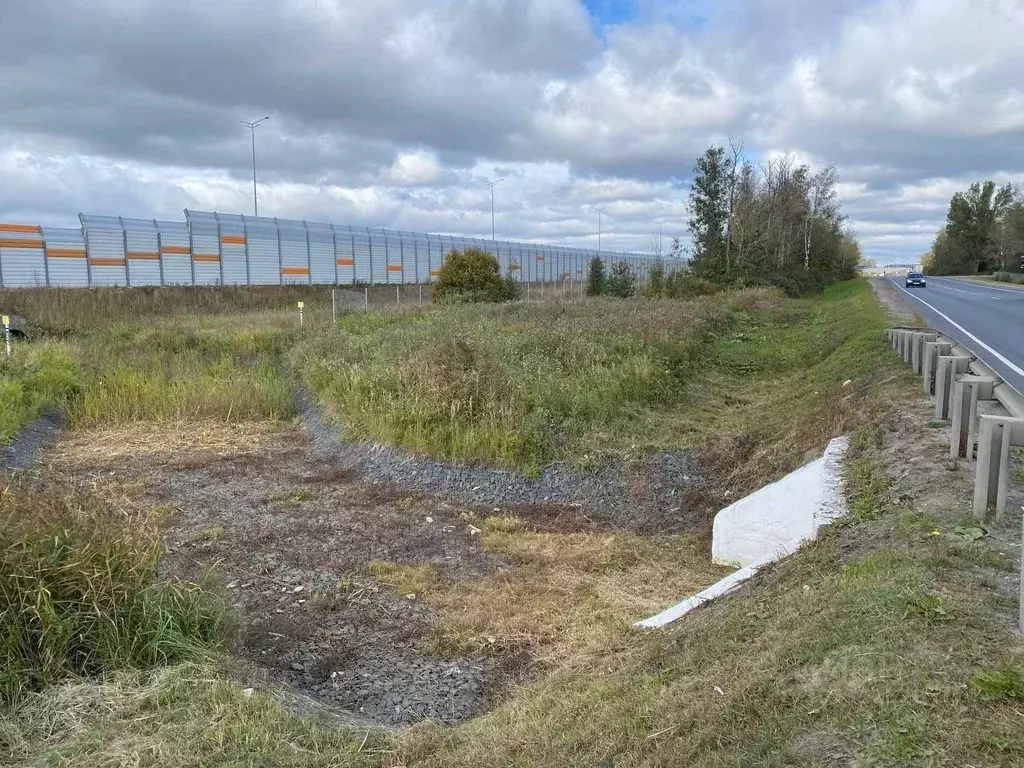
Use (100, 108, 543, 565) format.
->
(973, 416, 1024, 522)
(910, 332, 936, 375)
(935, 355, 971, 421)
(902, 331, 914, 363)
(950, 375, 997, 459)
(922, 341, 952, 396)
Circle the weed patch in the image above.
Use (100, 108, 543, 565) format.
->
(0, 481, 228, 706)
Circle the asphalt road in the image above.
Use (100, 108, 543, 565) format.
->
(886, 275, 1024, 394)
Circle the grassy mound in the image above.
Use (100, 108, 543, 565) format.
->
(295, 295, 746, 468)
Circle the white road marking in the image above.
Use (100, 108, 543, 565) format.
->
(888, 278, 1024, 380)
(932, 277, 1024, 296)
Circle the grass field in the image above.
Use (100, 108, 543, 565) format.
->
(3, 279, 1021, 767)
(295, 280, 902, 476)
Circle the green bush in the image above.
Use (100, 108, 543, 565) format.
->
(645, 260, 667, 297)
(433, 248, 519, 304)
(586, 257, 605, 297)
(0, 483, 228, 705)
(604, 261, 636, 298)
(992, 271, 1024, 285)
(664, 272, 719, 299)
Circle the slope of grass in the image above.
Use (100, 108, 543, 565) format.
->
(397, 422, 1024, 768)
(679, 278, 914, 500)
(294, 294, 757, 468)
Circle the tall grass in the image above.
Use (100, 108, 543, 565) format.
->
(0, 482, 228, 706)
(295, 295, 741, 468)
(71, 327, 295, 424)
(0, 286, 340, 333)
(0, 325, 295, 440)
(0, 343, 80, 443)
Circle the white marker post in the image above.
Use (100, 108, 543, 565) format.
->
(364, 286, 368, 310)
(331, 289, 336, 325)
(2, 316, 9, 358)
(297, 301, 304, 327)
(396, 286, 400, 305)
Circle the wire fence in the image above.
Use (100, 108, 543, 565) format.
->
(0, 210, 658, 289)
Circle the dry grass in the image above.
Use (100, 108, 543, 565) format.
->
(47, 421, 278, 468)
(367, 562, 440, 598)
(426, 530, 727, 660)
(0, 663, 382, 767)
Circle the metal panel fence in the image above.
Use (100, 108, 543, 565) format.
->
(0, 209, 657, 289)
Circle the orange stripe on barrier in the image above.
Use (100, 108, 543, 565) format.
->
(0, 223, 41, 234)
(0, 238, 45, 249)
(127, 251, 160, 260)
(536, 256, 546, 261)
(47, 248, 87, 258)
(221, 235, 246, 245)
(281, 266, 310, 276)
(429, 270, 440, 277)
(90, 258, 126, 267)
(160, 245, 190, 254)
(336, 258, 354, 266)
(387, 264, 403, 272)
(193, 254, 220, 262)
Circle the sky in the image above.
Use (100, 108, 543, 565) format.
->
(2, 0, 1023, 264)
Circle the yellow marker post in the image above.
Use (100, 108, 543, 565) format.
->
(2, 315, 10, 358)
(297, 301, 304, 327)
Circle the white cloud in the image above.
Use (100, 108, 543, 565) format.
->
(2, 0, 1024, 263)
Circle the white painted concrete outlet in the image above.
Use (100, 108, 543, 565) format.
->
(637, 435, 850, 629)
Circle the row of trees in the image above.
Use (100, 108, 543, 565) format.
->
(923, 182, 1024, 275)
(685, 143, 861, 293)
(585, 258, 636, 298)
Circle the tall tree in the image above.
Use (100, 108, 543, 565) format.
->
(687, 146, 731, 276)
(683, 142, 857, 293)
(945, 181, 1013, 272)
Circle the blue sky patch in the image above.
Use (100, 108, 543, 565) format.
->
(582, 0, 637, 28)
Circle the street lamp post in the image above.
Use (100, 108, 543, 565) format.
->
(238, 116, 271, 216)
(484, 178, 505, 241)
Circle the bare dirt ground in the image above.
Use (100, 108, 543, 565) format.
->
(45, 423, 568, 727)
(869, 277, 925, 326)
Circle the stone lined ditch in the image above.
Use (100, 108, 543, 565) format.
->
(296, 390, 703, 533)
(2, 410, 64, 472)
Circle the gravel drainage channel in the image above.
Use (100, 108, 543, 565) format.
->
(2, 410, 65, 472)
(48, 423, 529, 728)
(297, 390, 704, 533)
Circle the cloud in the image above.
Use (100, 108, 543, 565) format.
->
(2, 0, 1024, 263)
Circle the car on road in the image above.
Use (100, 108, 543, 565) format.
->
(905, 272, 927, 288)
